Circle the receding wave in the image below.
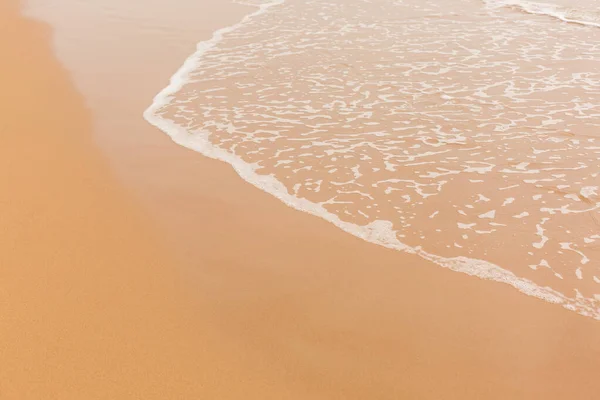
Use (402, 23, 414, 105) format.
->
(485, 0, 600, 28)
(145, 0, 600, 320)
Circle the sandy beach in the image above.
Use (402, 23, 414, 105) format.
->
(2, 0, 600, 398)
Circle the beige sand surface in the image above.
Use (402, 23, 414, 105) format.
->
(0, 1, 294, 398)
(2, 0, 600, 398)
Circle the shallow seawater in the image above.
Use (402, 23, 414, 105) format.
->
(147, 0, 600, 318)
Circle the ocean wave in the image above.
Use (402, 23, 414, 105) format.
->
(485, 0, 600, 28)
(145, 0, 600, 320)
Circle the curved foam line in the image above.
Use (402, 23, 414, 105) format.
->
(144, 0, 599, 320)
(484, 0, 600, 28)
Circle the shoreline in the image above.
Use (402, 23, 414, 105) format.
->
(7, 0, 600, 398)
(145, 0, 597, 319)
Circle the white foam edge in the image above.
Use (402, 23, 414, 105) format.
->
(485, 0, 600, 28)
(144, 0, 599, 320)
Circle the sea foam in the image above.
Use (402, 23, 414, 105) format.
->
(484, 0, 600, 28)
(144, 0, 600, 320)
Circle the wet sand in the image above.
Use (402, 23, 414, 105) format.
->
(0, 1, 295, 398)
(3, 0, 600, 398)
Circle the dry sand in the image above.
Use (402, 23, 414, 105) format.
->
(2, 0, 600, 398)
